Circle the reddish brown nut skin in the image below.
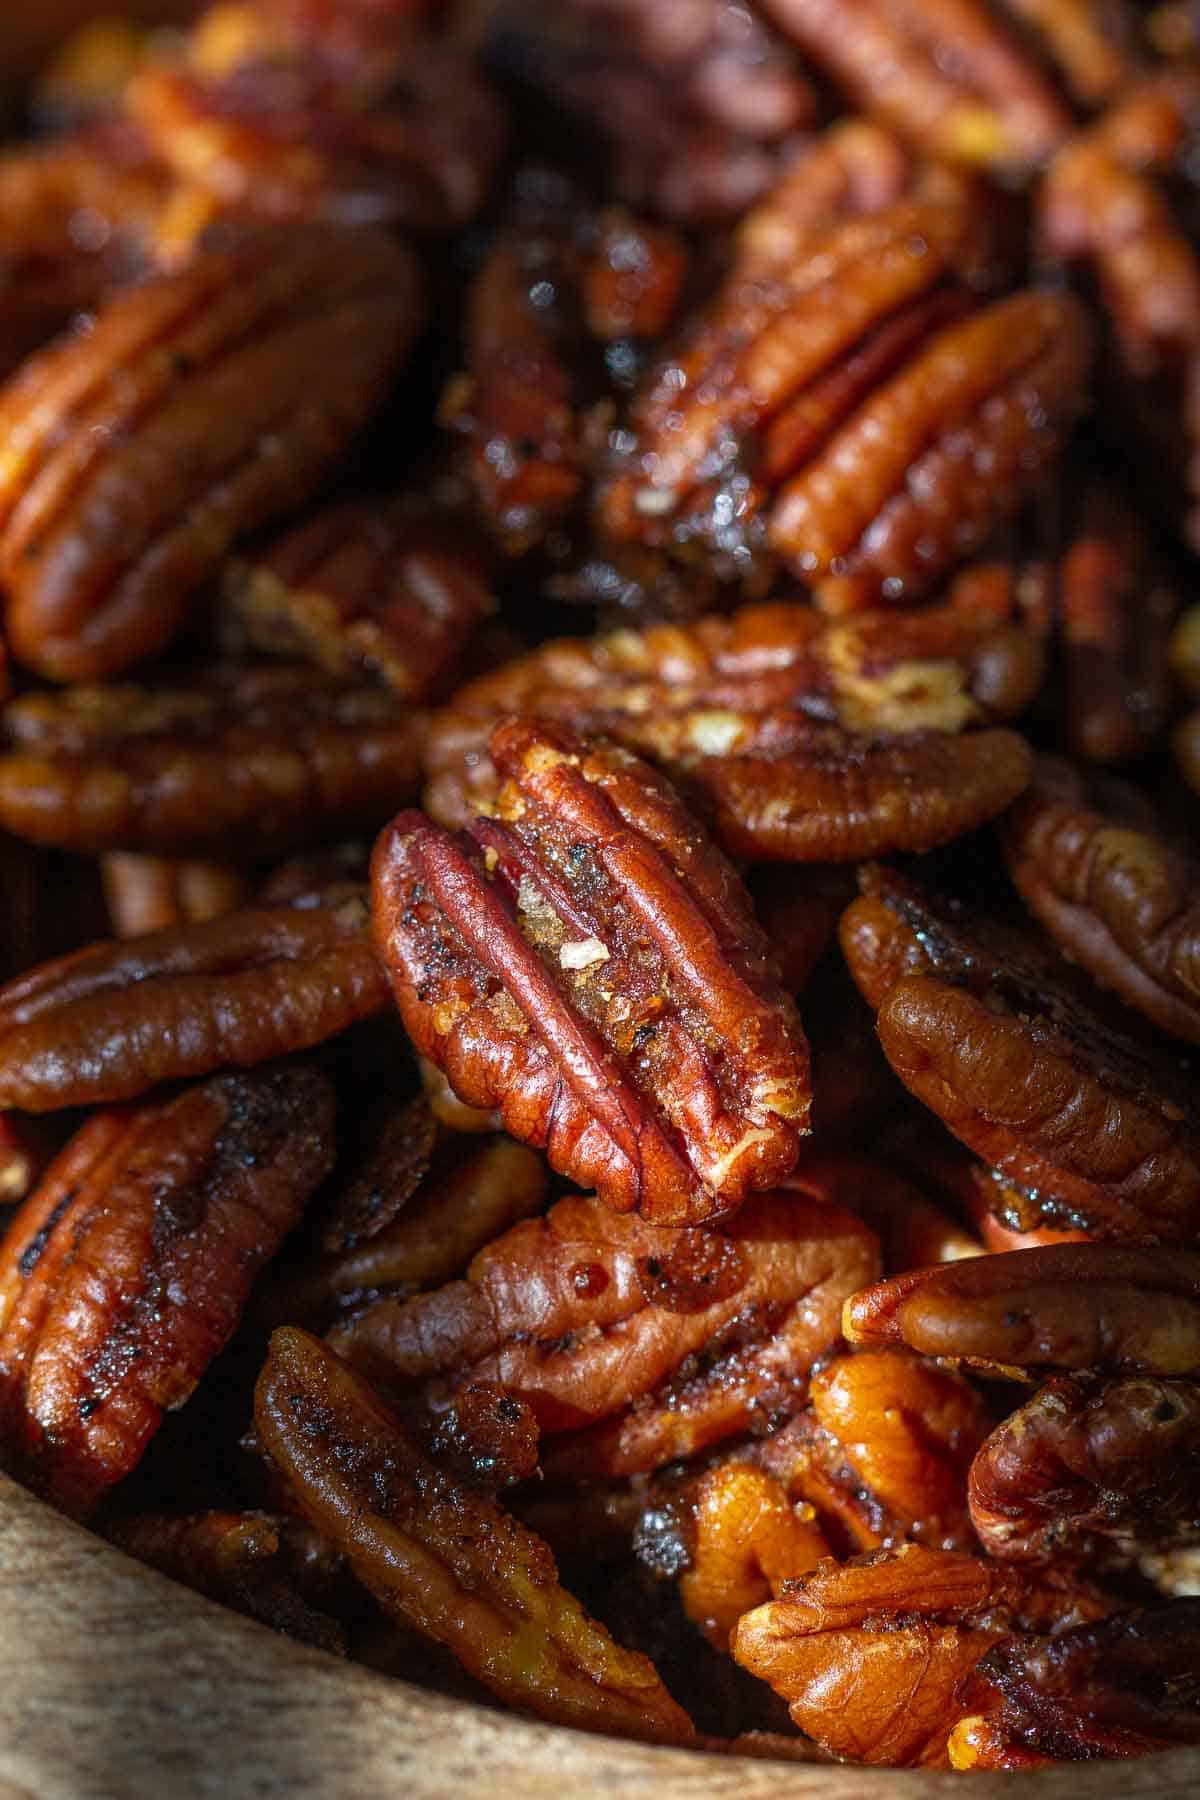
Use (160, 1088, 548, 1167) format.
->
(843, 1244, 1200, 1375)
(254, 1325, 696, 1743)
(0, 1064, 334, 1517)
(0, 889, 386, 1111)
(0, 223, 422, 681)
(0, 666, 423, 857)
(329, 1187, 878, 1474)
(1003, 756, 1200, 1042)
(375, 718, 811, 1225)
(839, 869, 1200, 1241)
(969, 1372, 1200, 1560)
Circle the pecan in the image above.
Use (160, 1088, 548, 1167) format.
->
(780, 1148, 983, 1271)
(127, 0, 506, 233)
(1003, 755, 1200, 1042)
(966, 1602, 1200, 1758)
(748, 867, 855, 996)
(0, 222, 422, 681)
(0, 1064, 334, 1517)
(376, 718, 812, 1224)
(947, 1714, 1060, 1769)
(843, 1243, 1200, 1374)
(100, 853, 250, 937)
(760, 0, 1072, 169)
(220, 502, 495, 700)
(839, 866, 1200, 1239)
(679, 1461, 831, 1647)
(418, 1056, 499, 1135)
(106, 1510, 347, 1653)
(329, 1186, 878, 1475)
(730, 1542, 1109, 1766)
(423, 596, 1043, 857)
(254, 1325, 696, 1742)
(969, 1372, 1200, 1560)
(0, 666, 422, 856)
(0, 888, 386, 1111)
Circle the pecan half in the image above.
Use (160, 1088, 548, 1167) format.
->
(0, 222, 422, 680)
(730, 1542, 1109, 1766)
(839, 867, 1200, 1239)
(254, 1325, 695, 1742)
(679, 1461, 831, 1647)
(0, 666, 422, 856)
(220, 502, 495, 700)
(0, 1064, 334, 1516)
(0, 888, 385, 1111)
(1003, 756, 1200, 1042)
(376, 718, 812, 1224)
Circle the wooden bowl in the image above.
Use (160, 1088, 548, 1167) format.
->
(0, 1472, 1195, 1798)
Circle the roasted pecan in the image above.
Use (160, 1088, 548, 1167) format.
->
(1003, 755, 1200, 1042)
(0, 223, 422, 681)
(127, 0, 506, 233)
(220, 502, 494, 700)
(0, 888, 386, 1111)
(254, 1325, 696, 1741)
(0, 666, 422, 856)
(0, 1064, 334, 1517)
(730, 1542, 1109, 1766)
(106, 1510, 347, 1653)
(839, 866, 1200, 1239)
(679, 1461, 831, 1647)
(965, 1602, 1200, 1758)
(969, 1372, 1200, 1560)
(100, 853, 250, 937)
(760, 0, 1072, 170)
(376, 718, 812, 1224)
(329, 1186, 878, 1475)
(844, 1243, 1200, 1373)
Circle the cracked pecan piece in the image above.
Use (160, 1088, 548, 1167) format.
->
(423, 597, 1041, 857)
(0, 886, 385, 1111)
(0, 665, 422, 857)
(376, 718, 812, 1224)
(127, 0, 506, 233)
(328, 1186, 878, 1475)
(0, 1064, 334, 1517)
(839, 866, 1200, 1239)
(220, 502, 494, 700)
(0, 222, 422, 681)
(255, 1325, 696, 1742)
(1003, 755, 1200, 1042)
(731, 1542, 1110, 1766)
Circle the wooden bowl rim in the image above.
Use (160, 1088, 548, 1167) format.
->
(1, 1472, 1196, 1798)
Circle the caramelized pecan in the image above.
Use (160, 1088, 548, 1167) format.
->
(1003, 756, 1200, 1041)
(221, 502, 494, 699)
(840, 867, 1200, 1239)
(100, 852, 250, 937)
(0, 666, 422, 856)
(679, 1461, 830, 1647)
(376, 719, 811, 1224)
(0, 888, 385, 1111)
(0, 1064, 334, 1516)
(330, 1186, 877, 1474)
(730, 1543, 1109, 1766)
(0, 223, 422, 680)
(255, 1325, 695, 1742)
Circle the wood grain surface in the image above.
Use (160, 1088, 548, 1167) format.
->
(0, 1473, 1196, 1800)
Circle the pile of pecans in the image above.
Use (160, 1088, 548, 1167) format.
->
(3, 0, 1200, 1773)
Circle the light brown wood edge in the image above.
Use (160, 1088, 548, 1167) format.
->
(0, 1473, 1195, 1800)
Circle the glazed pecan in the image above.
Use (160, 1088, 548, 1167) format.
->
(255, 1325, 696, 1742)
(99, 853, 250, 938)
(761, 0, 1072, 170)
(423, 597, 1042, 857)
(839, 866, 1200, 1239)
(1003, 756, 1200, 1042)
(329, 1187, 878, 1475)
(0, 223, 422, 681)
(127, 0, 506, 233)
(376, 718, 812, 1225)
(730, 1543, 1109, 1766)
(106, 1510, 347, 1653)
(0, 888, 386, 1111)
(0, 666, 422, 857)
(679, 1461, 830, 1647)
(220, 502, 494, 700)
(0, 1065, 334, 1517)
